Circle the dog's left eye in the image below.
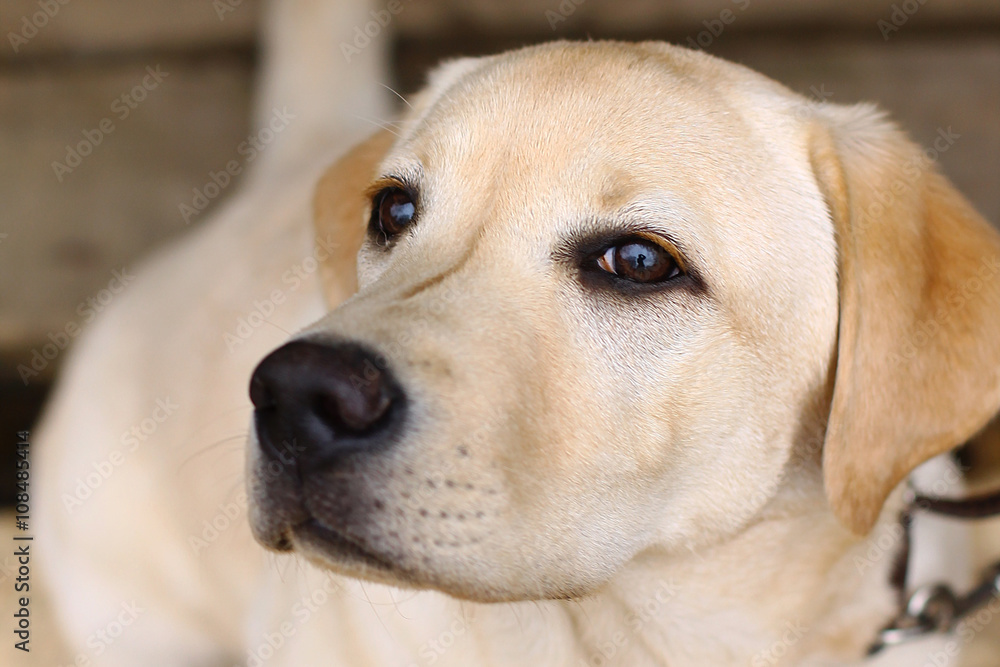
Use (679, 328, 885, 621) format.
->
(594, 237, 681, 283)
(372, 187, 416, 240)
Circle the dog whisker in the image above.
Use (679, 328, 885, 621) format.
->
(352, 114, 402, 138)
(377, 82, 413, 110)
(260, 319, 295, 338)
(386, 588, 411, 621)
(357, 581, 402, 649)
(182, 404, 255, 436)
(177, 433, 249, 471)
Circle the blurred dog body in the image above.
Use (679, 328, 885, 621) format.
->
(33, 3, 1000, 667)
(33, 1, 391, 663)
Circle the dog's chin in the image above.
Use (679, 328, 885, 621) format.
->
(287, 518, 425, 589)
(290, 529, 596, 604)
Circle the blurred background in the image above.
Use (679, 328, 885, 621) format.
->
(1, 0, 998, 505)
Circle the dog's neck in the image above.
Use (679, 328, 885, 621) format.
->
(549, 477, 901, 666)
(536, 456, 978, 667)
(408, 475, 891, 667)
(467, 466, 962, 667)
(281, 462, 962, 666)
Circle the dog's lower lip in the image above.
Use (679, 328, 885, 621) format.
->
(293, 518, 394, 570)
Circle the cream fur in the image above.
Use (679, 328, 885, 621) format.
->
(35, 32, 1000, 667)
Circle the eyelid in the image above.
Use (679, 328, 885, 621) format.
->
(628, 233, 686, 273)
(557, 226, 689, 269)
(363, 176, 417, 204)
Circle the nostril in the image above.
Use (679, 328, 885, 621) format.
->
(249, 373, 276, 411)
(315, 391, 390, 434)
(249, 340, 406, 465)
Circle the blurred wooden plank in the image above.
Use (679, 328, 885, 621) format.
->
(4, 0, 999, 60)
(0, 56, 254, 365)
(396, 0, 1000, 35)
(713, 37, 1000, 226)
(1, 0, 260, 58)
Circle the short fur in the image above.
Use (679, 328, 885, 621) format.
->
(36, 40, 1000, 666)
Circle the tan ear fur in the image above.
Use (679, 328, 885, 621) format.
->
(312, 129, 396, 306)
(811, 105, 1000, 535)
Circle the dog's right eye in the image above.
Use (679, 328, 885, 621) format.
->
(591, 236, 683, 284)
(371, 187, 416, 242)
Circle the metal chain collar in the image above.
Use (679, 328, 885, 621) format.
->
(868, 485, 1000, 655)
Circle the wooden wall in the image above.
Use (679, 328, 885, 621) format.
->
(1, 0, 997, 420)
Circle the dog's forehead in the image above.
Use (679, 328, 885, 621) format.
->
(396, 44, 755, 178)
(382, 43, 817, 228)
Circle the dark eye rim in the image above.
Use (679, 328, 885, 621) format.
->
(583, 234, 687, 284)
(367, 184, 419, 246)
(594, 236, 682, 283)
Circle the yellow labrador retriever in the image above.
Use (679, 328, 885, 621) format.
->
(36, 41, 1000, 666)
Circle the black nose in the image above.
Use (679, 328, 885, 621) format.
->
(249, 341, 405, 468)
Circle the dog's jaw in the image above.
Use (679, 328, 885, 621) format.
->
(249, 476, 933, 667)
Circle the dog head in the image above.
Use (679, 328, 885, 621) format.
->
(246, 41, 1000, 602)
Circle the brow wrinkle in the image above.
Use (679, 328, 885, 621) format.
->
(397, 246, 475, 301)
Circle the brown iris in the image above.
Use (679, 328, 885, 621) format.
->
(595, 237, 681, 283)
(373, 187, 416, 239)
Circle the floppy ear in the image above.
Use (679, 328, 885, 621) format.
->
(312, 129, 395, 306)
(810, 105, 1000, 535)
